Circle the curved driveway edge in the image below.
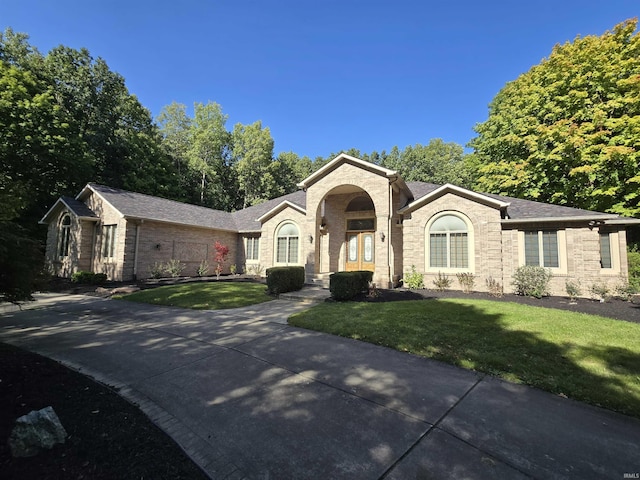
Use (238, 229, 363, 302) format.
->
(1, 294, 639, 479)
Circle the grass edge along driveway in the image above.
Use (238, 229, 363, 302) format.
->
(289, 298, 640, 419)
(116, 281, 273, 310)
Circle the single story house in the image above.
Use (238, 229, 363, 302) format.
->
(40, 153, 640, 296)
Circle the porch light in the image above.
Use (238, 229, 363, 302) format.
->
(379, 232, 385, 242)
(308, 234, 313, 243)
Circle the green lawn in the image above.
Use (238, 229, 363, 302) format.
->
(116, 282, 273, 310)
(289, 298, 640, 418)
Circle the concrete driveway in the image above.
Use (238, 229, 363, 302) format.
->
(1, 294, 639, 479)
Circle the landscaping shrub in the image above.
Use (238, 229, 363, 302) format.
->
(330, 271, 373, 300)
(590, 281, 611, 302)
(512, 265, 551, 298)
(485, 276, 504, 297)
(627, 248, 640, 292)
(565, 279, 582, 301)
(149, 262, 164, 278)
(266, 266, 305, 295)
(71, 271, 107, 285)
(456, 272, 475, 293)
(614, 278, 634, 301)
(403, 265, 424, 289)
(197, 260, 209, 277)
(164, 259, 185, 278)
(432, 272, 451, 291)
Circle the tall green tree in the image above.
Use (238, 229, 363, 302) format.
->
(381, 139, 474, 187)
(470, 19, 640, 215)
(232, 120, 275, 208)
(0, 28, 178, 214)
(0, 60, 86, 224)
(268, 151, 314, 197)
(188, 102, 235, 209)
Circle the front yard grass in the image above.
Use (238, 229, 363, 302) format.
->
(116, 282, 273, 310)
(289, 298, 640, 419)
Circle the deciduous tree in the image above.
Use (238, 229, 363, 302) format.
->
(470, 19, 640, 216)
(232, 121, 275, 208)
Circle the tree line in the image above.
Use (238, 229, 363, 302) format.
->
(2, 19, 639, 301)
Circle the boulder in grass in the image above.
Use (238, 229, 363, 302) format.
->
(9, 406, 67, 457)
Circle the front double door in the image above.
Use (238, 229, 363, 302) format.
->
(345, 231, 375, 272)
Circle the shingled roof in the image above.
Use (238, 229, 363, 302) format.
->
(405, 181, 618, 221)
(81, 184, 238, 231)
(43, 178, 628, 230)
(232, 191, 306, 232)
(39, 196, 99, 224)
(73, 184, 307, 233)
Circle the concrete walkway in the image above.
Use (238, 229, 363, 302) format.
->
(1, 294, 639, 479)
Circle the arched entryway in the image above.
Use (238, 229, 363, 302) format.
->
(315, 186, 377, 274)
(344, 197, 376, 272)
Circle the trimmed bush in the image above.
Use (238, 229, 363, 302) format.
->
(266, 266, 305, 295)
(512, 265, 551, 298)
(330, 271, 373, 301)
(71, 271, 107, 285)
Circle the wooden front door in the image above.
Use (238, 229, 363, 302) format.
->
(345, 232, 375, 272)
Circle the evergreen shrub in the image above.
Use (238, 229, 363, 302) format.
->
(329, 271, 373, 300)
(266, 266, 305, 295)
(71, 271, 107, 285)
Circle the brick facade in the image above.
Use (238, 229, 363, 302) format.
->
(42, 155, 637, 296)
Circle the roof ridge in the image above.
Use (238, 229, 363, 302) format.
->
(88, 183, 233, 215)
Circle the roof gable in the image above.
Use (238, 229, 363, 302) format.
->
(39, 196, 98, 224)
(232, 190, 306, 232)
(400, 183, 509, 214)
(297, 153, 398, 189)
(256, 200, 306, 223)
(404, 181, 628, 223)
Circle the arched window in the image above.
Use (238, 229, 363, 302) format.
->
(58, 215, 71, 258)
(428, 214, 469, 269)
(276, 222, 299, 264)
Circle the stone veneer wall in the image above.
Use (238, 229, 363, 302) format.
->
(401, 193, 504, 292)
(130, 221, 238, 280)
(45, 210, 94, 278)
(303, 162, 395, 286)
(260, 207, 308, 272)
(502, 224, 628, 297)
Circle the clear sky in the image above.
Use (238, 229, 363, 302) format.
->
(2, 1, 638, 159)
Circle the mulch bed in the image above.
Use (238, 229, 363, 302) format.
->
(352, 288, 640, 324)
(0, 342, 209, 480)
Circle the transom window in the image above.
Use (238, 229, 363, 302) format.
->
(246, 237, 260, 261)
(347, 218, 375, 231)
(428, 214, 469, 269)
(524, 231, 558, 268)
(58, 215, 71, 258)
(102, 225, 117, 259)
(276, 222, 299, 264)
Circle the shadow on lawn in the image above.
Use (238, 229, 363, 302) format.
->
(296, 299, 640, 418)
(436, 302, 640, 418)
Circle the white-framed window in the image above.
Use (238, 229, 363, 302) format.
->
(246, 236, 260, 261)
(275, 222, 299, 264)
(427, 213, 471, 270)
(58, 214, 71, 258)
(600, 232, 612, 269)
(102, 224, 117, 259)
(524, 230, 558, 268)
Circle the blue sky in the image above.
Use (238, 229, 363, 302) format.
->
(2, 1, 638, 159)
